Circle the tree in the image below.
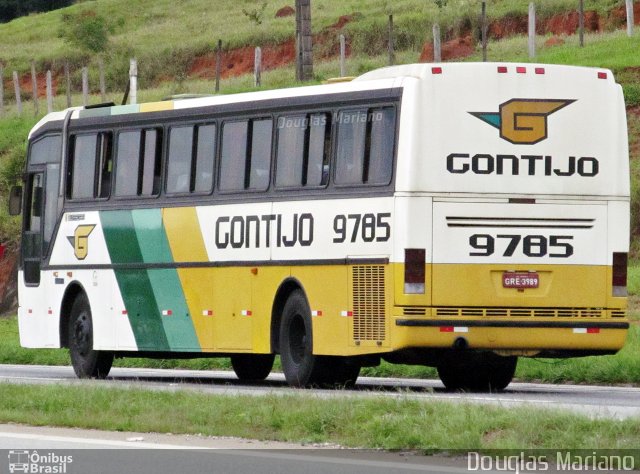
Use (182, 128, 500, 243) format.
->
(0, 0, 73, 23)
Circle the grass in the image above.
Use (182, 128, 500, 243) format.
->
(0, 382, 638, 451)
(0, 0, 630, 85)
(467, 29, 640, 71)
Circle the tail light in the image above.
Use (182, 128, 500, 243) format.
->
(404, 248, 425, 294)
(612, 252, 627, 297)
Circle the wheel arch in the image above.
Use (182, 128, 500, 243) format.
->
(59, 282, 88, 348)
(270, 277, 307, 354)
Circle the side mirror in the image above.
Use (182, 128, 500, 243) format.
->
(8, 186, 22, 216)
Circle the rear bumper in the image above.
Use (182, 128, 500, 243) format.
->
(392, 317, 629, 353)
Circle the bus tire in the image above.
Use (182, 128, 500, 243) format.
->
(316, 357, 361, 388)
(231, 353, 275, 381)
(279, 290, 323, 387)
(437, 352, 517, 392)
(68, 293, 113, 379)
(486, 354, 518, 391)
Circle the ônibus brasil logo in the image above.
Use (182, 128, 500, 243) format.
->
(470, 98, 575, 145)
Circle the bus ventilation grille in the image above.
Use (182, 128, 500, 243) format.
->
(352, 265, 386, 342)
(435, 307, 608, 318)
(403, 307, 427, 316)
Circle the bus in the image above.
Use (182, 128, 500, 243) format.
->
(11, 62, 629, 391)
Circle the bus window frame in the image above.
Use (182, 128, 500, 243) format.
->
(274, 110, 332, 192)
(217, 115, 274, 196)
(112, 126, 164, 201)
(332, 103, 398, 190)
(165, 121, 217, 198)
(66, 133, 99, 202)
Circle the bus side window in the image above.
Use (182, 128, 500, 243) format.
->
(307, 113, 330, 187)
(141, 129, 162, 196)
(194, 124, 216, 193)
(335, 110, 367, 185)
(248, 119, 272, 191)
(335, 107, 395, 186)
(367, 107, 395, 185)
(220, 119, 272, 192)
(167, 126, 194, 194)
(30, 135, 62, 165)
(68, 134, 98, 199)
(276, 115, 306, 188)
(276, 113, 330, 188)
(115, 131, 142, 197)
(116, 129, 162, 198)
(220, 121, 248, 192)
(28, 174, 43, 229)
(96, 132, 113, 199)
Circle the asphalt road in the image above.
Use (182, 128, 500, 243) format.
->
(3, 424, 632, 474)
(0, 423, 471, 474)
(1, 364, 639, 420)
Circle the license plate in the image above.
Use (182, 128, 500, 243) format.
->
(502, 272, 539, 289)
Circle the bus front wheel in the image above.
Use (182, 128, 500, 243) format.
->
(279, 290, 324, 387)
(68, 293, 113, 379)
(437, 352, 517, 392)
(231, 353, 275, 381)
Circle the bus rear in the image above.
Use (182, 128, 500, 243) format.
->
(361, 63, 630, 389)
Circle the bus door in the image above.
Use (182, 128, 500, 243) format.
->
(23, 163, 61, 286)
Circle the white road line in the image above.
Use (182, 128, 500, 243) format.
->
(0, 431, 205, 450)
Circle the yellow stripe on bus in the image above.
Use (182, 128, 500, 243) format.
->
(163, 207, 215, 350)
(139, 101, 174, 113)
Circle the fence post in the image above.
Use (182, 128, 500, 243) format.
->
(388, 14, 395, 66)
(339, 34, 346, 77)
(46, 70, 53, 114)
(31, 61, 39, 117)
(82, 67, 89, 106)
(433, 24, 441, 63)
(0, 64, 4, 117)
(129, 58, 138, 105)
(65, 62, 72, 108)
(254, 47, 262, 87)
(99, 57, 106, 103)
(12, 71, 22, 115)
(626, 0, 634, 37)
(295, 0, 313, 81)
(528, 2, 536, 58)
(215, 39, 222, 93)
(578, 0, 584, 47)
(481, 0, 488, 62)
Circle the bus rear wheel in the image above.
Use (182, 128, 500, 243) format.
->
(279, 290, 324, 387)
(68, 293, 113, 379)
(315, 357, 361, 388)
(437, 351, 517, 392)
(231, 354, 275, 381)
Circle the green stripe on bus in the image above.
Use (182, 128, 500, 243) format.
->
(111, 104, 140, 115)
(131, 209, 201, 351)
(100, 210, 170, 351)
(78, 108, 112, 119)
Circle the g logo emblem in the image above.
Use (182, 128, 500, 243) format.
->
(470, 99, 575, 145)
(67, 225, 96, 260)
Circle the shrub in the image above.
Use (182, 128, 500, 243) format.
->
(58, 10, 111, 54)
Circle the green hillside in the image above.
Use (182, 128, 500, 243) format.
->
(0, 0, 628, 83)
(0, 0, 639, 252)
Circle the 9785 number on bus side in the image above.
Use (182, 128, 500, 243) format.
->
(469, 234, 574, 258)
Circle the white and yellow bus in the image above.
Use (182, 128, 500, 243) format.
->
(12, 63, 630, 390)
